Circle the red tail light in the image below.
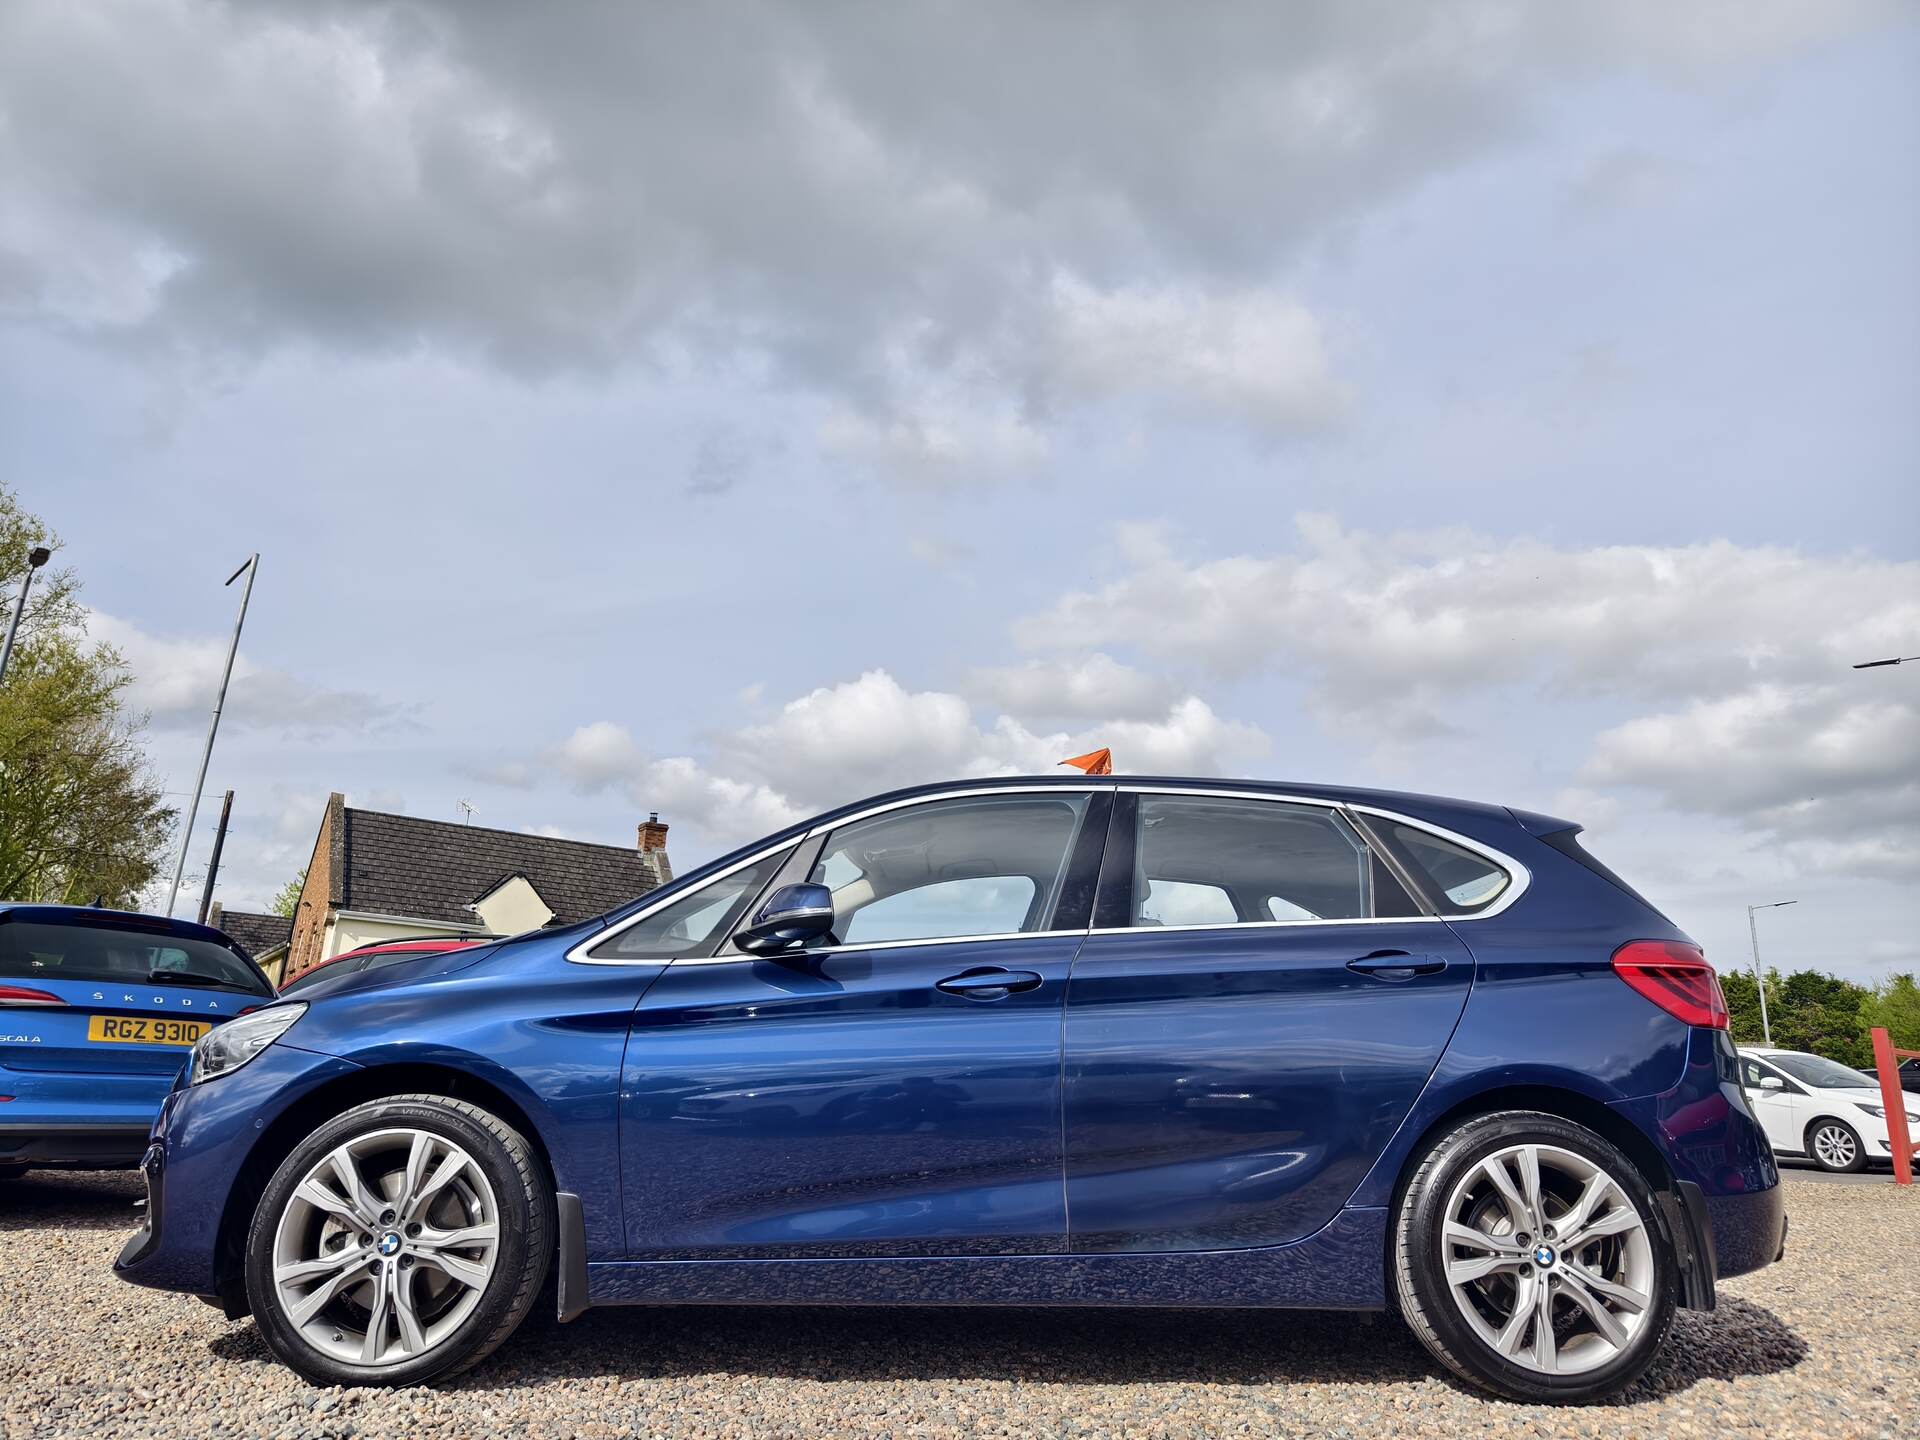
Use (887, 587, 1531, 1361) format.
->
(0, 985, 65, 1008)
(1612, 941, 1727, 1029)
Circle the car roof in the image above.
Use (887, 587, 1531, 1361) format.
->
(0, 901, 240, 948)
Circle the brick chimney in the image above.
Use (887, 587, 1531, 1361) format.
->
(636, 812, 673, 890)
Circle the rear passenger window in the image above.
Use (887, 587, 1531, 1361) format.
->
(1382, 823, 1512, 914)
(1130, 796, 1411, 926)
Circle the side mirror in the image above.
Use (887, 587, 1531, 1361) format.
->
(733, 883, 835, 954)
(1759, 1075, 1784, 1090)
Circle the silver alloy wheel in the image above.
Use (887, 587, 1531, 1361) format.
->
(1812, 1123, 1858, 1169)
(1439, 1142, 1655, 1376)
(270, 1127, 500, 1368)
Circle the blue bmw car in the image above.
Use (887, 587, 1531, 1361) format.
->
(114, 777, 1785, 1403)
(0, 904, 276, 1173)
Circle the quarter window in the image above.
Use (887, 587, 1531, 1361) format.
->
(1129, 796, 1401, 926)
(1381, 823, 1512, 914)
(590, 848, 792, 960)
(809, 793, 1090, 945)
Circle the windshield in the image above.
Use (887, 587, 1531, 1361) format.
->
(1768, 1052, 1877, 1090)
(0, 919, 271, 995)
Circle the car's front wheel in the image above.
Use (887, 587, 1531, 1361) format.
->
(1806, 1118, 1866, 1173)
(245, 1093, 552, 1386)
(1392, 1110, 1677, 1404)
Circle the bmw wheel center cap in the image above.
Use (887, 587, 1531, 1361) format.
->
(1533, 1244, 1556, 1267)
(378, 1231, 403, 1257)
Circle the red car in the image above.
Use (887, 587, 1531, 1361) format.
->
(276, 937, 494, 996)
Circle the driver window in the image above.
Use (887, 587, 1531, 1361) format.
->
(808, 793, 1091, 946)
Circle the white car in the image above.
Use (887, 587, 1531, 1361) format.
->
(1737, 1046, 1919, 1172)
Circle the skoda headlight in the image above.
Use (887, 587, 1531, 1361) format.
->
(190, 1004, 306, 1086)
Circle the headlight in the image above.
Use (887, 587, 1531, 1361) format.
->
(189, 1004, 306, 1086)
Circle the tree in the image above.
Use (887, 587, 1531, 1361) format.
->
(269, 866, 308, 918)
(1720, 966, 1767, 1048)
(1860, 973, 1920, 1055)
(0, 484, 174, 906)
(1767, 968, 1874, 1069)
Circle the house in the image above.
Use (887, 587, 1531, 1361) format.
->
(206, 904, 295, 983)
(279, 793, 673, 985)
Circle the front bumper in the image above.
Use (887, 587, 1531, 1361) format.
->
(112, 1044, 362, 1298)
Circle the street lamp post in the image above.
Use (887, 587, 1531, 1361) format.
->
(0, 545, 54, 687)
(1745, 900, 1797, 1045)
(1852, 655, 1919, 669)
(165, 555, 259, 917)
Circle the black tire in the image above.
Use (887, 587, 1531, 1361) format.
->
(0, 1164, 28, 1182)
(1392, 1110, 1677, 1404)
(1805, 1117, 1867, 1173)
(245, 1093, 552, 1387)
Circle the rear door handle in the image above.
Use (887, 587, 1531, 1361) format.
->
(936, 967, 1044, 1000)
(1346, 949, 1448, 979)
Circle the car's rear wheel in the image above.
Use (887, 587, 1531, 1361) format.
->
(1806, 1118, 1866, 1173)
(1393, 1110, 1676, 1404)
(245, 1094, 551, 1386)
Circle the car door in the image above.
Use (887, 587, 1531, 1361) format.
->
(618, 787, 1110, 1258)
(1739, 1055, 1803, 1152)
(1063, 789, 1479, 1253)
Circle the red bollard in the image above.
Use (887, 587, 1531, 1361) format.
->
(1870, 1027, 1917, 1186)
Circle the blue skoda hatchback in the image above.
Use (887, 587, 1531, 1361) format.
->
(0, 904, 275, 1173)
(114, 778, 1784, 1403)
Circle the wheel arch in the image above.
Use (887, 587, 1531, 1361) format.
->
(210, 1062, 559, 1314)
(1387, 1084, 1676, 1212)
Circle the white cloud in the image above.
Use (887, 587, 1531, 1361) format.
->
(1016, 519, 1918, 866)
(1018, 517, 1920, 721)
(528, 668, 1266, 851)
(86, 610, 405, 736)
(970, 653, 1177, 722)
(1585, 684, 1920, 877)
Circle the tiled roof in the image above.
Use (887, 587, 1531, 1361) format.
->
(217, 909, 294, 959)
(337, 809, 666, 927)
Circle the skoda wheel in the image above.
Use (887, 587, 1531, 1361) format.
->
(1392, 1110, 1676, 1404)
(246, 1094, 552, 1386)
(1807, 1118, 1866, 1173)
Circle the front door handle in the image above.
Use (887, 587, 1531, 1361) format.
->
(1346, 949, 1448, 980)
(937, 967, 1043, 1000)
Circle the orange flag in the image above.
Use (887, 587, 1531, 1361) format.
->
(1060, 747, 1113, 776)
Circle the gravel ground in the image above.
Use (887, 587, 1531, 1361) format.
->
(1, 1171, 1913, 1439)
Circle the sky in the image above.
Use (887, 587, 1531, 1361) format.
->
(2, 1, 1915, 981)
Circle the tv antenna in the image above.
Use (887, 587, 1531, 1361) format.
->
(457, 798, 477, 826)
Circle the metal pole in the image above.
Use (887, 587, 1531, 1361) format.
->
(0, 546, 53, 688)
(1747, 906, 1772, 1046)
(196, 789, 234, 926)
(166, 555, 258, 916)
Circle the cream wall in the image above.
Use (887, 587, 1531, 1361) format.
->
(470, 875, 555, 936)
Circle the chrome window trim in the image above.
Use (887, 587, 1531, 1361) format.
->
(567, 781, 1530, 965)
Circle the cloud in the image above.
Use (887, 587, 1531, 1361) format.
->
(1018, 518, 1918, 865)
(2, 0, 1890, 476)
(1018, 516, 1920, 723)
(970, 654, 1177, 722)
(86, 611, 407, 737)
(529, 668, 1266, 850)
(1585, 684, 1920, 877)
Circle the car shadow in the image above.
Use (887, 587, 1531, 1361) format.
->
(229, 1290, 1808, 1400)
(0, 1170, 144, 1233)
